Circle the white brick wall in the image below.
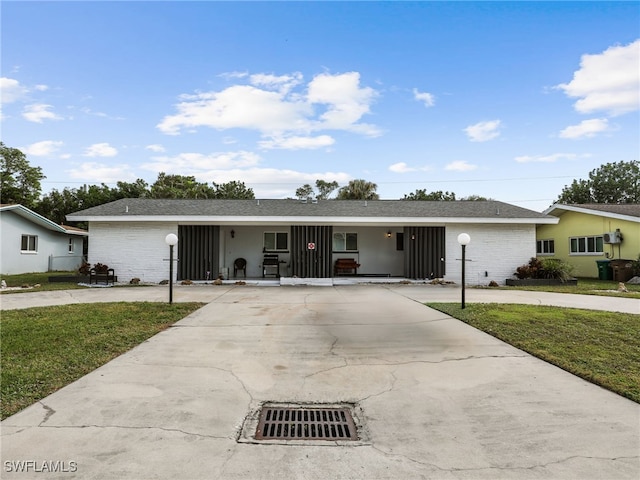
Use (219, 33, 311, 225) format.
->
(87, 221, 536, 285)
(88, 222, 177, 283)
(445, 224, 536, 285)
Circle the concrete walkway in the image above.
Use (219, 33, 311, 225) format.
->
(1, 285, 639, 479)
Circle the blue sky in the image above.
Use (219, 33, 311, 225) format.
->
(2, 1, 638, 211)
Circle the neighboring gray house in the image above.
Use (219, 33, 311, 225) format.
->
(1, 204, 88, 275)
(67, 198, 558, 285)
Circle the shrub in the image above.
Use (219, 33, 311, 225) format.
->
(93, 263, 110, 274)
(514, 257, 574, 282)
(515, 257, 543, 279)
(539, 258, 574, 282)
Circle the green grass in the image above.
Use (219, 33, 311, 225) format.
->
(427, 303, 640, 403)
(1, 302, 204, 419)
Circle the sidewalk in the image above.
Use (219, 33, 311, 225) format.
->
(1, 285, 639, 479)
(1, 283, 638, 314)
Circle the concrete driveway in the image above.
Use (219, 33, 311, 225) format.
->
(1, 285, 639, 479)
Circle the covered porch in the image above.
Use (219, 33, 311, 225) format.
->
(176, 224, 446, 281)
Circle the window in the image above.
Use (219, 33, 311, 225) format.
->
(536, 239, 554, 255)
(264, 232, 288, 251)
(396, 232, 404, 251)
(68, 238, 75, 254)
(570, 235, 603, 255)
(333, 232, 358, 251)
(21, 235, 38, 252)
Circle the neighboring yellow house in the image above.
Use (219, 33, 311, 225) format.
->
(537, 204, 640, 279)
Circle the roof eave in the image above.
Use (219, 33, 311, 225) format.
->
(67, 214, 558, 225)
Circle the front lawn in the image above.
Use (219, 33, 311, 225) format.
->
(427, 303, 640, 403)
(1, 302, 204, 419)
(1, 271, 87, 293)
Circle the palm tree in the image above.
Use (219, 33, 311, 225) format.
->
(336, 179, 379, 200)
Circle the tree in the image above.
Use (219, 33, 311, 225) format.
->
(148, 173, 216, 199)
(0, 142, 45, 209)
(402, 189, 456, 201)
(35, 188, 82, 225)
(315, 179, 339, 200)
(460, 194, 490, 201)
(295, 179, 339, 200)
(336, 179, 379, 200)
(213, 180, 255, 199)
(36, 180, 149, 226)
(115, 179, 149, 199)
(557, 160, 639, 204)
(295, 184, 315, 200)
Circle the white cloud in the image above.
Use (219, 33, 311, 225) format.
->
(145, 144, 166, 153)
(157, 84, 311, 135)
(259, 135, 335, 150)
(250, 72, 303, 94)
(22, 103, 63, 123)
(556, 39, 639, 116)
(389, 162, 414, 173)
(464, 119, 501, 142)
(1, 77, 28, 103)
(445, 160, 477, 172)
(307, 72, 380, 135)
(23, 140, 63, 156)
(558, 118, 610, 139)
(388, 162, 431, 173)
(514, 153, 578, 163)
(141, 150, 351, 198)
(413, 88, 435, 108)
(83, 143, 118, 157)
(34, 84, 49, 92)
(157, 71, 381, 141)
(196, 168, 352, 198)
(67, 162, 136, 183)
(141, 150, 261, 174)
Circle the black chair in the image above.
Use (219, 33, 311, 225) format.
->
(262, 254, 280, 278)
(234, 258, 247, 277)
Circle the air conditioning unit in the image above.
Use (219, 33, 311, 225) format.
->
(603, 231, 622, 244)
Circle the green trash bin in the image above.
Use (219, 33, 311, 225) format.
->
(596, 260, 613, 280)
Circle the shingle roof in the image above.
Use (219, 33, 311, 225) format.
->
(68, 198, 553, 223)
(544, 203, 640, 221)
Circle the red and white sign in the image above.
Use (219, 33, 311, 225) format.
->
(307, 242, 316, 250)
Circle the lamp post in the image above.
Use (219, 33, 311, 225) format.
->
(457, 233, 471, 309)
(165, 233, 178, 304)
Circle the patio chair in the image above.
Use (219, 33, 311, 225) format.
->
(234, 258, 247, 277)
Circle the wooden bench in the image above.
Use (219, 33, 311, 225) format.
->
(89, 268, 116, 285)
(334, 258, 360, 276)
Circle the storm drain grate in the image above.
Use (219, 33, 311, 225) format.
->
(255, 406, 358, 441)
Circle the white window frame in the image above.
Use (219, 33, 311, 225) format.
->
(68, 238, 75, 254)
(333, 232, 358, 252)
(263, 231, 288, 252)
(21, 234, 38, 253)
(569, 235, 603, 255)
(536, 239, 555, 255)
